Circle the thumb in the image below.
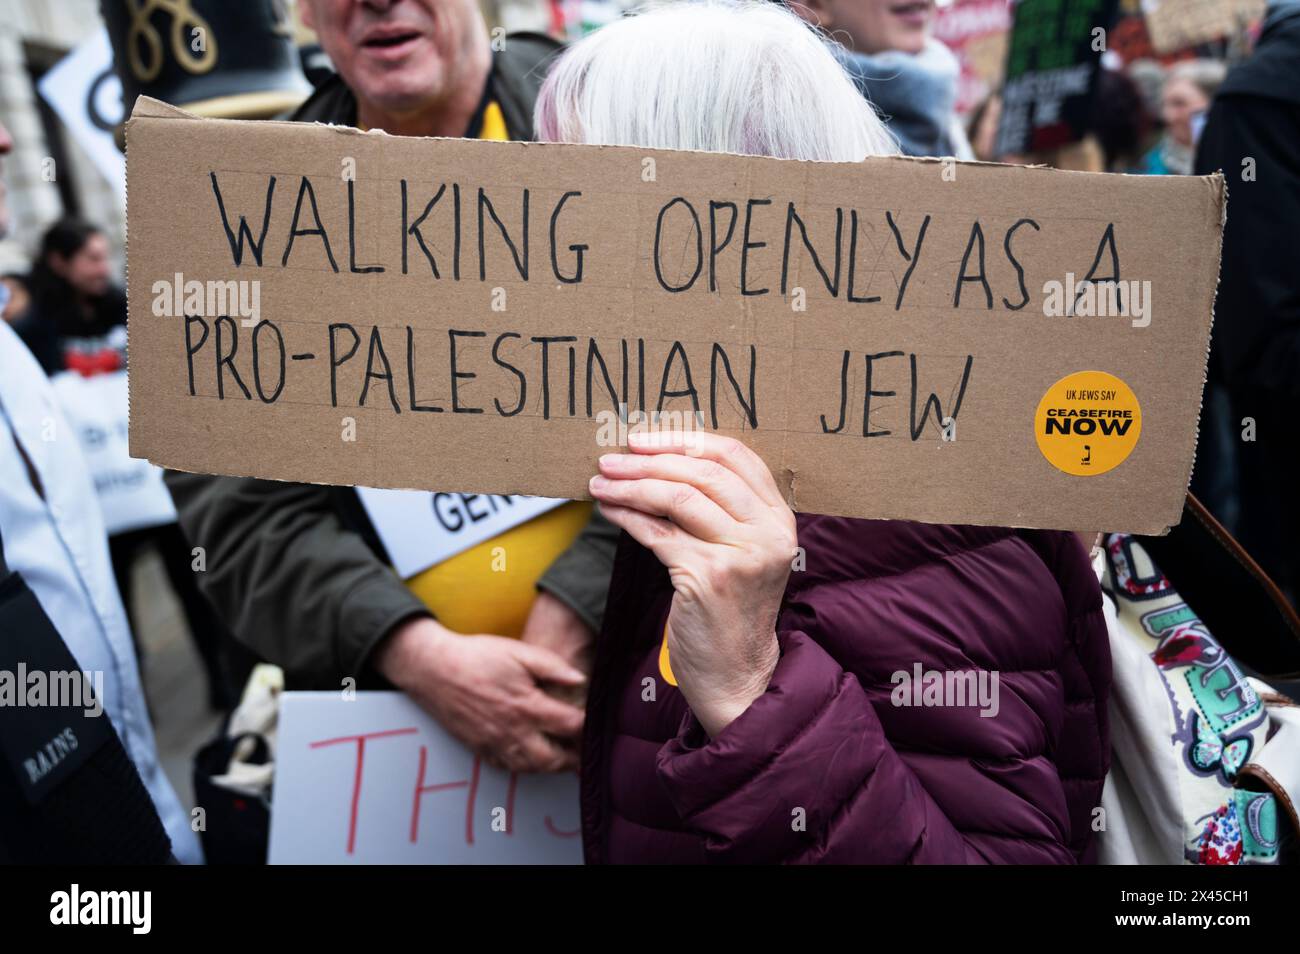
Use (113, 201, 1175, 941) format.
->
(511, 641, 587, 687)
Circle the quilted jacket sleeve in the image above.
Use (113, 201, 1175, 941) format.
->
(655, 629, 1077, 864)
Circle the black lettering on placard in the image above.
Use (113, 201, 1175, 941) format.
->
(885, 212, 930, 310)
(636, 338, 646, 414)
(252, 320, 285, 403)
(654, 198, 703, 293)
(492, 332, 526, 417)
(449, 329, 487, 414)
(177, 172, 1121, 466)
(824, 350, 967, 437)
(1074, 222, 1121, 312)
(910, 354, 974, 440)
(821, 350, 850, 434)
(452, 183, 462, 281)
(210, 172, 275, 267)
(347, 179, 384, 274)
(1002, 218, 1041, 310)
(709, 201, 738, 293)
(478, 188, 529, 281)
(214, 316, 250, 400)
(781, 203, 842, 297)
(586, 338, 627, 418)
(184, 314, 209, 396)
(864, 351, 905, 438)
(328, 322, 361, 407)
(530, 335, 577, 420)
(282, 176, 339, 273)
(709, 343, 757, 429)
(406, 325, 444, 413)
(359, 326, 400, 413)
(657, 340, 701, 418)
(402, 180, 446, 277)
(550, 191, 586, 283)
(741, 199, 771, 297)
(567, 345, 576, 417)
(846, 210, 882, 304)
(953, 221, 991, 309)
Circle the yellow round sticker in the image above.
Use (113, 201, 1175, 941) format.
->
(1035, 371, 1141, 476)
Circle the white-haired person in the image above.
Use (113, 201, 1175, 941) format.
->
(539, 0, 1111, 864)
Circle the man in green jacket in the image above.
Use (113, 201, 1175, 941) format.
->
(166, 0, 617, 774)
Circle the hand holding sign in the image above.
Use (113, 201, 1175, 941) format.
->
(373, 617, 587, 773)
(592, 431, 794, 738)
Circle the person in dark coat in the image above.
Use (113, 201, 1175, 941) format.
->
(536, 0, 1111, 864)
(1194, 0, 1300, 606)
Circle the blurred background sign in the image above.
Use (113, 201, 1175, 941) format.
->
(933, 0, 1013, 116)
(36, 27, 124, 198)
(996, 0, 1121, 156)
(1142, 0, 1265, 55)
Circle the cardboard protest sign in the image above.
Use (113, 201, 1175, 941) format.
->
(37, 28, 125, 198)
(126, 96, 1223, 535)
(268, 692, 581, 864)
(995, 0, 1119, 156)
(1142, 0, 1264, 55)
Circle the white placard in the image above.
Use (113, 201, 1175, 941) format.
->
(356, 487, 567, 578)
(37, 28, 125, 198)
(268, 691, 583, 864)
(52, 369, 176, 535)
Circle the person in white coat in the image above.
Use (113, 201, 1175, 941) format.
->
(0, 119, 201, 863)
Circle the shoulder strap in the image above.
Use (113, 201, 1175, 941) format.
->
(1136, 493, 1300, 680)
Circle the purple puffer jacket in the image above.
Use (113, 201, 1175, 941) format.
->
(580, 517, 1111, 864)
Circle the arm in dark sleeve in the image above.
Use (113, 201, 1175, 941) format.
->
(654, 630, 1075, 864)
(164, 471, 429, 686)
(536, 507, 620, 632)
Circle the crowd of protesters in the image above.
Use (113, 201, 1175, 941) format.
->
(0, 0, 1297, 865)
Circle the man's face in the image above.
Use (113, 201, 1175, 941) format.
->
(814, 0, 935, 56)
(301, 0, 484, 117)
(0, 121, 13, 239)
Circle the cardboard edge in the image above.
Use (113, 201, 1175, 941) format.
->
(147, 455, 1180, 536)
(1160, 170, 1227, 538)
(128, 95, 198, 121)
(124, 100, 136, 460)
(123, 97, 1205, 183)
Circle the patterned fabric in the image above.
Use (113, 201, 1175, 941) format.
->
(1104, 533, 1280, 865)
